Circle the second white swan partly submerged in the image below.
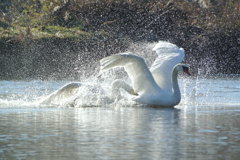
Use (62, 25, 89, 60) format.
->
(100, 41, 190, 107)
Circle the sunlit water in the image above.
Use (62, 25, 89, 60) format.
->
(0, 77, 240, 160)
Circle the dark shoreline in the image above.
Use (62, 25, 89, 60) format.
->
(1, 1, 240, 80)
(1, 29, 240, 80)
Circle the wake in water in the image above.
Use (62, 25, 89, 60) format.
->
(0, 80, 56, 108)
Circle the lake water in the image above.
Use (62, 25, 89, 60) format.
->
(0, 77, 240, 160)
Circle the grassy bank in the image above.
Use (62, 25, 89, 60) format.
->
(1, 0, 239, 40)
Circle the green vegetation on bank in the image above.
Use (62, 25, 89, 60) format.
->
(0, 0, 110, 40)
(0, 25, 106, 40)
(0, 0, 239, 40)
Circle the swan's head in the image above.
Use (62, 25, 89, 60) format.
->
(175, 64, 191, 75)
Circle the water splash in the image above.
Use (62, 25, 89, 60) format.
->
(2, 42, 239, 109)
(0, 42, 192, 108)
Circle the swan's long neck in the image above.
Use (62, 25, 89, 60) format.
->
(172, 68, 181, 104)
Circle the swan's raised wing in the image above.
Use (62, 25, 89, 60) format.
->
(100, 53, 160, 95)
(150, 41, 185, 92)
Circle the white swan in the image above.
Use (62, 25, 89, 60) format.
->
(39, 41, 189, 107)
(100, 41, 190, 107)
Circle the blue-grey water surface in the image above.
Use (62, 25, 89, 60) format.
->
(0, 77, 240, 160)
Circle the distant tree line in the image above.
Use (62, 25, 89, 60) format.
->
(0, 0, 240, 79)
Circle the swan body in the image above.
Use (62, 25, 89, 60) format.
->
(100, 41, 189, 107)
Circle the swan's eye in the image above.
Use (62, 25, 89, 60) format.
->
(183, 66, 191, 75)
(183, 66, 188, 71)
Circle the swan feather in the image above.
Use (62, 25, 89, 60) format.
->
(150, 41, 185, 93)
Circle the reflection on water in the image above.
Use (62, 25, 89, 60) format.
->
(0, 78, 240, 160)
(0, 107, 240, 160)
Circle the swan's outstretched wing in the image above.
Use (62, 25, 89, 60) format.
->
(150, 41, 185, 92)
(100, 53, 160, 95)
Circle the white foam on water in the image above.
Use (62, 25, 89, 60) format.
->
(0, 92, 42, 108)
(0, 80, 66, 108)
